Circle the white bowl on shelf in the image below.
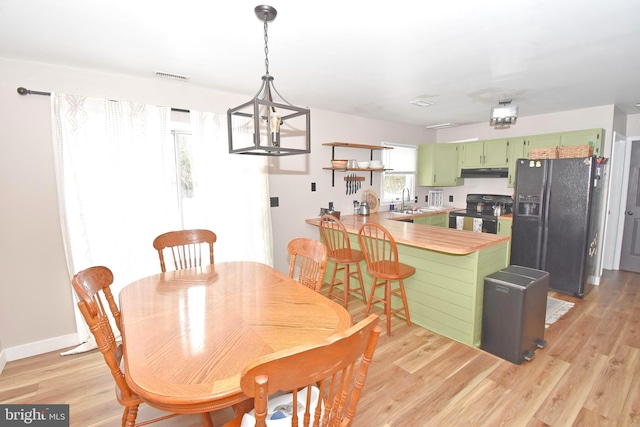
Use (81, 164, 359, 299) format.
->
(369, 160, 383, 169)
(356, 161, 370, 169)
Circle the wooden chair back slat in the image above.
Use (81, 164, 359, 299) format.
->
(228, 315, 380, 427)
(287, 237, 328, 292)
(153, 229, 217, 273)
(357, 223, 400, 277)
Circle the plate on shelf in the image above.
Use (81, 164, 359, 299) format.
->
(362, 189, 379, 213)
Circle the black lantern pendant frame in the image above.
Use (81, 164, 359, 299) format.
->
(227, 5, 311, 156)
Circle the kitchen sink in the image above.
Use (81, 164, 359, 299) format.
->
(389, 207, 446, 216)
(417, 207, 445, 212)
(389, 210, 417, 215)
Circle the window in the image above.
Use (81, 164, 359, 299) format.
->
(172, 130, 195, 228)
(380, 142, 417, 205)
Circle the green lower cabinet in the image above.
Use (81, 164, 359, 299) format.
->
(322, 231, 509, 347)
(497, 218, 512, 264)
(413, 213, 447, 227)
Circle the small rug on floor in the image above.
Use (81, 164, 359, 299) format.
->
(546, 296, 575, 328)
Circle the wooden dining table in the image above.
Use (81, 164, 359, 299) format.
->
(119, 261, 352, 423)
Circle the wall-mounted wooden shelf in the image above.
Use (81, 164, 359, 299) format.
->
(322, 142, 393, 186)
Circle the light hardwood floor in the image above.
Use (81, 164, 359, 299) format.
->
(1, 269, 639, 426)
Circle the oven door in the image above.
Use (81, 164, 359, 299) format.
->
(448, 213, 498, 234)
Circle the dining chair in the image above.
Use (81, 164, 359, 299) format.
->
(153, 229, 217, 273)
(223, 314, 381, 427)
(287, 237, 328, 292)
(72, 266, 214, 427)
(358, 222, 414, 336)
(319, 214, 366, 309)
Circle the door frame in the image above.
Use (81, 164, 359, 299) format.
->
(605, 134, 640, 269)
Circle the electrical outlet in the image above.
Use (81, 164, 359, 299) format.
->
(270, 197, 279, 207)
(449, 195, 454, 203)
(425, 195, 428, 202)
(311, 182, 316, 192)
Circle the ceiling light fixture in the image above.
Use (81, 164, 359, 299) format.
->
(425, 123, 458, 129)
(410, 99, 434, 107)
(490, 99, 518, 127)
(227, 5, 311, 156)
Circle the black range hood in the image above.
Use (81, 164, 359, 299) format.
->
(460, 167, 508, 178)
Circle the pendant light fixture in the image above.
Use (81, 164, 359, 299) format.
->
(228, 5, 311, 156)
(490, 99, 518, 127)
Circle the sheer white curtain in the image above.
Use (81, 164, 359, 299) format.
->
(51, 95, 274, 349)
(188, 111, 273, 266)
(52, 93, 177, 345)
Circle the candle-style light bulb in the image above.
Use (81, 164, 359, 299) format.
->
(270, 113, 281, 147)
(270, 114, 280, 132)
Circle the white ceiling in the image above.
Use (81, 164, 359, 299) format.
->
(2, 0, 640, 127)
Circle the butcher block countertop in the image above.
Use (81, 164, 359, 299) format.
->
(305, 212, 510, 255)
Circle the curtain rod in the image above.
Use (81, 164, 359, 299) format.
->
(16, 87, 190, 113)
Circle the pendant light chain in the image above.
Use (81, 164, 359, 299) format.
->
(263, 19, 270, 76)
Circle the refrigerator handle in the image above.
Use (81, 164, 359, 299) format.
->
(540, 179, 551, 270)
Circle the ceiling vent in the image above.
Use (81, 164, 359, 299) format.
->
(153, 70, 191, 82)
(410, 99, 434, 107)
(425, 123, 458, 129)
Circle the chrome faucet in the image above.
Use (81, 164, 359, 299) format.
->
(401, 187, 410, 212)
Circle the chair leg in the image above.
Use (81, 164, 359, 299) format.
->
(355, 263, 366, 300)
(365, 277, 378, 317)
(384, 280, 392, 336)
(343, 264, 351, 310)
(399, 279, 411, 326)
(327, 262, 339, 299)
(201, 412, 214, 427)
(124, 405, 138, 427)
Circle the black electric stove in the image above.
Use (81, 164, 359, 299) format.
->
(448, 194, 513, 233)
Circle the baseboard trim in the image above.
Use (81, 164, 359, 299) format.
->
(0, 349, 6, 375)
(4, 334, 80, 363)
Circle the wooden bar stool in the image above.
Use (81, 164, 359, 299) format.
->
(319, 214, 367, 309)
(358, 222, 414, 335)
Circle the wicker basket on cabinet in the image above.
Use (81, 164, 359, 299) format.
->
(557, 145, 593, 158)
(529, 147, 558, 159)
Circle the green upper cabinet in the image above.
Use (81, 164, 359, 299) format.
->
(559, 128, 602, 156)
(459, 138, 509, 169)
(523, 133, 561, 158)
(460, 141, 485, 168)
(507, 138, 526, 187)
(418, 143, 463, 187)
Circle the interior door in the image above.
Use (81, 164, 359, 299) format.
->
(620, 140, 640, 272)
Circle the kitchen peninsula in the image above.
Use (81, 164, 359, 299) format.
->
(306, 212, 510, 346)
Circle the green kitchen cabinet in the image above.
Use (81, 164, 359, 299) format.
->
(459, 138, 509, 169)
(413, 213, 447, 227)
(497, 218, 512, 236)
(507, 138, 526, 187)
(497, 218, 512, 264)
(559, 128, 602, 155)
(418, 143, 463, 187)
(523, 132, 561, 158)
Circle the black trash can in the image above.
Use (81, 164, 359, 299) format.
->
(481, 265, 549, 364)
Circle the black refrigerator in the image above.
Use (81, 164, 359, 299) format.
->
(510, 156, 601, 297)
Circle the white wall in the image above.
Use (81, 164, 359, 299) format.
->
(627, 113, 640, 136)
